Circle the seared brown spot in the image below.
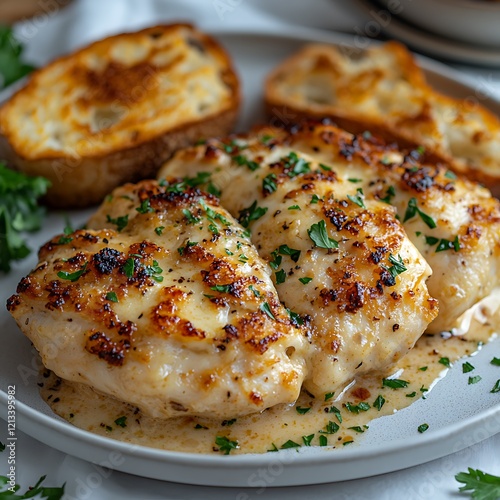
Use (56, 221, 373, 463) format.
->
(85, 330, 130, 366)
(250, 391, 263, 404)
(351, 387, 371, 400)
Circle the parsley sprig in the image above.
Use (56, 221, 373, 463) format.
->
(455, 468, 500, 499)
(0, 164, 50, 272)
(0, 474, 65, 499)
(0, 26, 35, 88)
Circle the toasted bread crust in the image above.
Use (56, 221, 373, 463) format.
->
(265, 42, 500, 197)
(0, 24, 240, 207)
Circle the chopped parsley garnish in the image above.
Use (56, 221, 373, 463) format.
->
(418, 423, 429, 433)
(344, 402, 370, 414)
(319, 435, 328, 446)
(248, 285, 261, 298)
(267, 443, 279, 452)
(182, 208, 200, 225)
(105, 291, 118, 303)
(233, 154, 259, 172)
(348, 178, 362, 183)
(463, 362, 475, 373)
(468, 375, 482, 385)
(215, 436, 239, 455)
(57, 262, 88, 282)
(455, 468, 500, 499)
(307, 220, 338, 249)
(211, 284, 231, 293)
(444, 170, 457, 180)
(384, 253, 407, 278)
(439, 357, 451, 368)
(155, 226, 165, 236)
(348, 426, 366, 433)
(491, 380, 500, 393)
(260, 302, 276, 320)
(382, 378, 409, 389)
(260, 134, 273, 145)
(177, 240, 197, 256)
(302, 434, 314, 446)
(287, 308, 304, 327)
(380, 185, 396, 204)
(106, 214, 129, 232)
(283, 151, 311, 177)
(277, 244, 301, 263)
(373, 395, 386, 411)
(114, 416, 127, 428)
(406, 392, 417, 398)
(281, 440, 301, 449)
(222, 418, 237, 426)
(324, 392, 335, 402)
(238, 254, 248, 263)
(327, 405, 342, 423)
(299, 277, 313, 285)
(319, 421, 340, 434)
(238, 200, 268, 228)
(263, 173, 278, 194)
(343, 440, 354, 446)
(403, 197, 436, 229)
(296, 406, 311, 415)
(145, 260, 163, 282)
(419, 366, 428, 372)
(0, 475, 64, 499)
(491, 357, 500, 366)
(310, 194, 322, 204)
(319, 163, 332, 171)
(123, 258, 135, 278)
(222, 139, 247, 155)
(347, 188, 366, 208)
(275, 269, 286, 284)
(136, 198, 154, 214)
(426, 235, 460, 253)
(288, 205, 301, 211)
(0, 25, 36, 88)
(195, 423, 208, 429)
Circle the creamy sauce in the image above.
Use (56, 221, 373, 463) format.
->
(40, 291, 500, 455)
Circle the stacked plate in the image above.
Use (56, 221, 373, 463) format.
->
(354, 0, 500, 66)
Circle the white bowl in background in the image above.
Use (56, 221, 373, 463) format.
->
(379, 0, 500, 48)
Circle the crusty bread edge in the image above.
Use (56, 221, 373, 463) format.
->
(0, 107, 238, 208)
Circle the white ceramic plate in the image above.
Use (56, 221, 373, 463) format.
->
(1, 27, 500, 488)
(353, 0, 500, 67)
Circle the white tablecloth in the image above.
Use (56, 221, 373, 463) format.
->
(2, 1, 500, 498)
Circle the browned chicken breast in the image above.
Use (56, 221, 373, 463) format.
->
(7, 180, 307, 418)
(159, 124, 500, 337)
(159, 128, 440, 396)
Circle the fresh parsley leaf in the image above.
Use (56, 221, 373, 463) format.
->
(114, 416, 127, 428)
(283, 151, 311, 177)
(182, 208, 200, 225)
(248, 285, 261, 298)
(233, 154, 259, 172)
(439, 357, 451, 368)
(155, 226, 165, 236)
(491, 380, 500, 394)
(281, 439, 301, 449)
(215, 436, 239, 455)
(380, 185, 395, 204)
(106, 214, 129, 232)
(310, 194, 322, 204)
(277, 244, 301, 263)
(0, 26, 35, 88)
(263, 173, 278, 194)
(288, 205, 301, 211)
(406, 392, 417, 398)
(373, 395, 386, 411)
(403, 197, 436, 229)
(299, 277, 313, 284)
(455, 468, 500, 499)
(418, 423, 429, 433)
(136, 198, 154, 214)
(468, 375, 482, 385)
(302, 434, 314, 446)
(463, 362, 475, 373)
(275, 269, 286, 284)
(238, 200, 268, 228)
(435, 236, 460, 253)
(324, 392, 335, 402)
(260, 302, 275, 320)
(319, 421, 340, 434)
(105, 291, 118, 303)
(382, 378, 409, 389)
(211, 284, 231, 293)
(344, 402, 370, 414)
(384, 253, 407, 278)
(307, 220, 338, 249)
(348, 426, 365, 433)
(319, 163, 332, 172)
(347, 188, 366, 208)
(327, 405, 342, 423)
(491, 358, 500, 367)
(0, 474, 65, 499)
(319, 435, 328, 446)
(287, 308, 304, 327)
(57, 262, 88, 282)
(296, 406, 311, 415)
(0, 164, 50, 272)
(123, 258, 135, 278)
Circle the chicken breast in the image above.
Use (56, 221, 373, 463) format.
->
(7, 180, 308, 419)
(159, 132, 439, 396)
(160, 123, 500, 335)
